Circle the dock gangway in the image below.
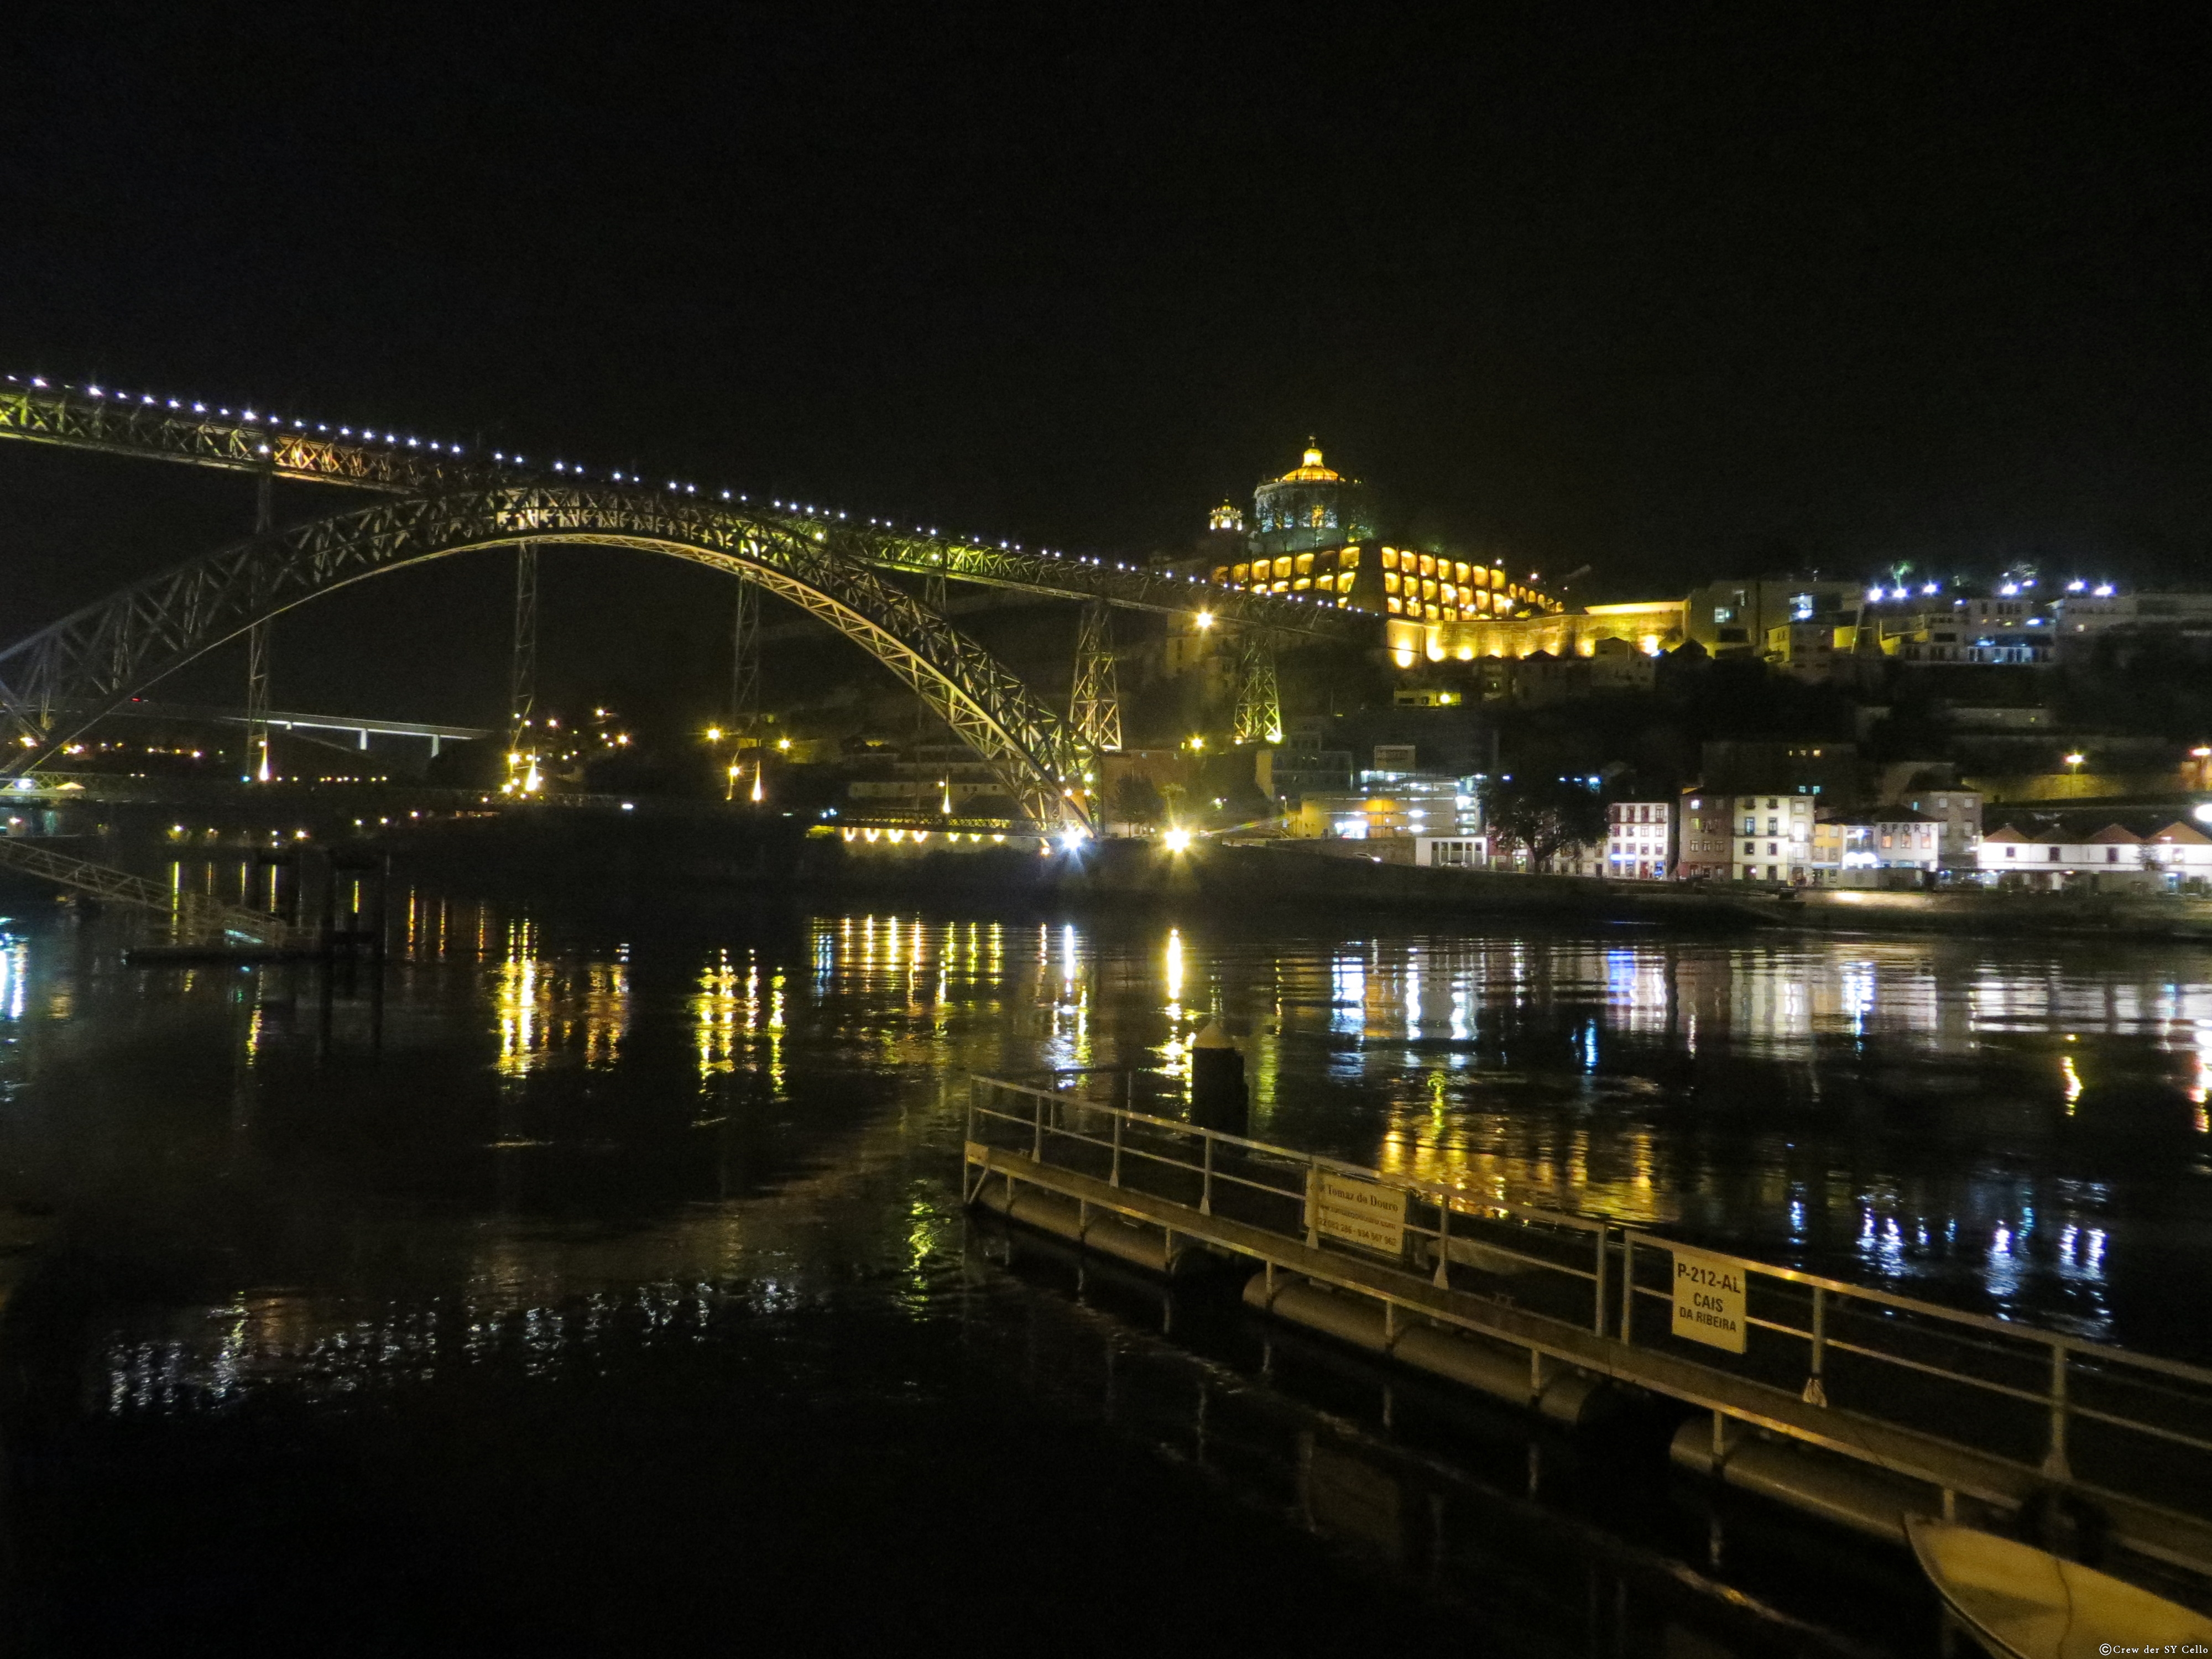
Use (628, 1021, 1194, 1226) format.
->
(962, 1072, 2212, 1586)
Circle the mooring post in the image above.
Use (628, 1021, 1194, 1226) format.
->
(1619, 1233, 1635, 1345)
(1802, 1286, 1829, 1406)
(1592, 1224, 1609, 1337)
(2042, 1343, 2072, 1482)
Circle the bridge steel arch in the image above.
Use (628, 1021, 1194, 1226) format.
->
(0, 486, 1095, 830)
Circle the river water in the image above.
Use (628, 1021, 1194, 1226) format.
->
(1, 885, 2209, 1653)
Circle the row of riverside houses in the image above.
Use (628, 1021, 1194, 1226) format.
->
(1265, 732, 2212, 890)
(1587, 798, 2212, 890)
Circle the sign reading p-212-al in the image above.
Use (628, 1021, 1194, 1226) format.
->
(1671, 1248, 1747, 1354)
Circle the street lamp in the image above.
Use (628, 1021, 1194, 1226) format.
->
(1194, 610, 1214, 631)
(2064, 752, 2086, 774)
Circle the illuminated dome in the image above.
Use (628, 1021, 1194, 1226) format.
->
(1278, 443, 1342, 484)
(1249, 438, 1374, 557)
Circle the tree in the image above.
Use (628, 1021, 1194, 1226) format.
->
(1480, 775, 1607, 873)
(1109, 773, 1166, 828)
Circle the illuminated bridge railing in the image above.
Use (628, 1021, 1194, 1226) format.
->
(0, 377, 1365, 634)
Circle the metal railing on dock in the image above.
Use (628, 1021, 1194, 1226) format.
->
(963, 1072, 2212, 1573)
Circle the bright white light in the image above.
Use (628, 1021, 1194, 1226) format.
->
(1161, 827, 1193, 853)
(2094, 584, 2115, 597)
(2194, 804, 2212, 824)
(2000, 583, 2020, 596)
(1866, 587, 1884, 603)
(2067, 580, 2085, 592)
(1922, 582, 1938, 595)
(1058, 827, 1088, 852)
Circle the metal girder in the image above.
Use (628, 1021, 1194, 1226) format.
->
(507, 542, 539, 787)
(0, 838, 286, 943)
(1070, 603, 1122, 753)
(729, 582, 760, 739)
(0, 380, 1374, 635)
(0, 487, 1095, 830)
(1233, 629, 1283, 747)
(0, 379, 502, 493)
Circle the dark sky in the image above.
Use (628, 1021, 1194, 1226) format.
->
(3, 7, 2210, 659)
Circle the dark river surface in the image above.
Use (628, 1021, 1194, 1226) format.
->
(1, 880, 2209, 1655)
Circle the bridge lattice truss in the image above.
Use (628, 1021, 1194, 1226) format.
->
(0, 383, 1364, 635)
(0, 488, 1100, 830)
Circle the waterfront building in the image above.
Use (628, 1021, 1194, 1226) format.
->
(846, 754, 1004, 813)
(1604, 801, 1676, 880)
(1413, 834, 1491, 869)
(1728, 794, 1817, 884)
(1283, 771, 1482, 842)
(1830, 807, 1942, 874)
(1978, 816, 2212, 886)
(1809, 816, 1845, 880)
(1897, 787, 1984, 873)
(1676, 793, 1734, 879)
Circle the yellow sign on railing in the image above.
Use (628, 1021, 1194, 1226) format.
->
(1312, 1171, 1407, 1256)
(1671, 1247, 1747, 1353)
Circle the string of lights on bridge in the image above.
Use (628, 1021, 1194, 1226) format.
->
(5, 372, 1340, 610)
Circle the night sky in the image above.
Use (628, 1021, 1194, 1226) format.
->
(3, 8, 2209, 714)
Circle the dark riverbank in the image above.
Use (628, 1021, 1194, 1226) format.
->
(384, 813, 2212, 941)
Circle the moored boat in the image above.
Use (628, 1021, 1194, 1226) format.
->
(1906, 1516, 2212, 1659)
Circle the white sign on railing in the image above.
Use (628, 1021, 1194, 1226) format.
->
(1671, 1247, 1747, 1353)
(1312, 1171, 1407, 1256)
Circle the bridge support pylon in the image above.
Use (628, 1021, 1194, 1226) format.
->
(505, 542, 539, 794)
(244, 469, 274, 782)
(729, 582, 761, 802)
(1232, 629, 1282, 748)
(1070, 602, 1121, 755)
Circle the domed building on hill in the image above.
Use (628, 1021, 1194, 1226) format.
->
(1249, 441, 1376, 557)
(1209, 440, 1556, 625)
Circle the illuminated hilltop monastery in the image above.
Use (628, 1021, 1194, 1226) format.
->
(1210, 441, 1554, 626)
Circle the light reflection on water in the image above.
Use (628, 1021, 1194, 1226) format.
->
(4, 895, 2212, 1417)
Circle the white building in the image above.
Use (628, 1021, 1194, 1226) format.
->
(1604, 800, 1675, 879)
(1415, 835, 1490, 869)
(1979, 819, 2212, 886)
(1728, 794, 1817, 884)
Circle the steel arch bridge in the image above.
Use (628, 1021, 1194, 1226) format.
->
(0, 487, 1098, 829)
(0, 378, 1369, 637)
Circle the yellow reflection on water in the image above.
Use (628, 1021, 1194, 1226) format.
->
(494, 922, 628, 1076)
